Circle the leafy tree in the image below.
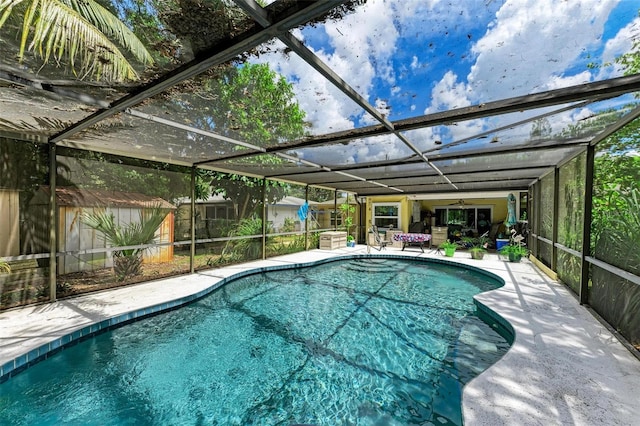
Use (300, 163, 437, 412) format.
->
(591, 118, 640, 251)
(194, 63, 308, 218)
(205, 63, 307, 143)
(208, 172, 287, 220)
(586, 26, 640, 348)
(339, 201, 355, 237)
(0, 0, 154, 81)
(82, 205, 169, 280)
(530, 118, 552, 139)
(57, 150, 193, 203)
(587, 25, 640, 254)
(287, 185, 335, 202)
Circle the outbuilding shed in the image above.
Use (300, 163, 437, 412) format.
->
(31, 187, 175, 274)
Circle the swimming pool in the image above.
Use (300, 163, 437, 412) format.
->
(0, 257, 511, 425)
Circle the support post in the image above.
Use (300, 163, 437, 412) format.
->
(552, 167, 559, 271)
(262, 179, 267, 260)
(190, 167, 196, 274)
(535, 181, 541, 257)
(334, 190, 338, 231)
(580, 145, 595, 305)
(305, 185, 309, 251)
(48, 143, 57, 301)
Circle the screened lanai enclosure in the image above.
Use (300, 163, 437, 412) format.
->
(0, 1, 639, 351)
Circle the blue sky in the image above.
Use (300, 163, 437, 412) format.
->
(253, 0, 640, 165)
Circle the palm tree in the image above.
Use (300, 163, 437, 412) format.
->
(0, 0, 153, 81)
(83, 205, 168, 281)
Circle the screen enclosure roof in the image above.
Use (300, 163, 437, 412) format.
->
(2, 0, 640, 196)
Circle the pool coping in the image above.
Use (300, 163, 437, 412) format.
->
(1, 246, 639, 424)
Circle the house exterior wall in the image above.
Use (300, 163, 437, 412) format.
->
(267, 204, 302, 232)
(366, 194, 518, 235)
(314, 205, 333, 229)
(364, 195, 411, 231)
(314, 201, 361, 234)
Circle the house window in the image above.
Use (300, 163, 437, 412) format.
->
(372, 203, 401, 229)
(434, 207, 492, 236)
(206, 205, 234, 220)
(205, 206, 216, 219)
(330, 210, 343, 227)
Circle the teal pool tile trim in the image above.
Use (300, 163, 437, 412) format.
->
(0, 253, 513, 383)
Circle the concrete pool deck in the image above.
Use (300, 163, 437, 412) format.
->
(1, 246, 639, 425)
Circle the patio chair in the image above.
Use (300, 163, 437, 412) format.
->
(369, 225, 389, 251)
(409, 221, 426, 233)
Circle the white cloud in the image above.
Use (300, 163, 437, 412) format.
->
(542, 71, 593, 91)
(418, 0, 622, 147)
(467, 0, 618, 101)
(421, 71, 482, 142)
(410, 55, 420, 70)
(598, 15, 640, 79)
(425, 71, 472, 113)
(297, 134, 413, 165)
(265, 0, 467, 136)
(324, 0, 399, 94)
(255, 0, 631, 162)
(256, 39, 360, 134)
(254, 0, 406, 135)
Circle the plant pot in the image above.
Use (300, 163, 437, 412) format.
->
(444, 247, 456, 257)
(508, 253, 522, 262)
(470, 250, 485, 260)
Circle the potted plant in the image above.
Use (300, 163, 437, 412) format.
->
(499, 230, 529, 262)
(440, 240, 459, 257)
(347, 234, 356, 247)
(462, 235, 490, 260)
(499, 244, 529, 262)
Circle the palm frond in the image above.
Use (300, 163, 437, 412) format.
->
(82, 208, 121, 245)
(83, 205, 168, 245)
(0, 0, 151, 81)
(131, 205, 169, 246)
(0, 0, 24, 27)
(32, 0, 139, 80)
(66, 0, 153, 65)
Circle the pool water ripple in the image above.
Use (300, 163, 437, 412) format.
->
(0, 257, 510, 425)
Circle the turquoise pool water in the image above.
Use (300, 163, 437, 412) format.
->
(0, 257, 510, 425)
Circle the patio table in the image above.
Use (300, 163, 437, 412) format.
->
(392, 233, 432, 253)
